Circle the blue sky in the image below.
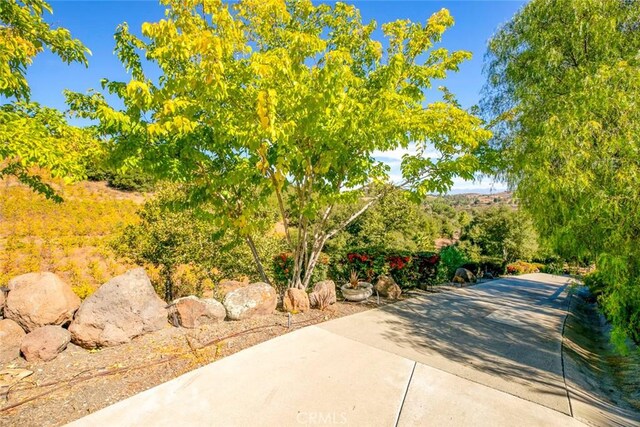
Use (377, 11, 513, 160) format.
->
(30, 0, 525, 193)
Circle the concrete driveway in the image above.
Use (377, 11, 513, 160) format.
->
(68, 274, 598, 426)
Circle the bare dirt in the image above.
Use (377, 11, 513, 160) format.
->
(0, 298, 402, 427)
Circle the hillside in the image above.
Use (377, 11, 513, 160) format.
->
(0, 179, 143, 297)
(0, 180, 517, 296)
(441, 191, 516, 210)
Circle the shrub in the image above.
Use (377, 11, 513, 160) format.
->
(478, 257, 506, 276)
(272, 252, 294, 288)
(458, 206, 539, 263)
(540, 261, 564, 275)
(85, 148, 156, 192)
(331, 247, 439, 289)
(105, 171, 155, 192)
(437, 245, 467, 282)
(583, 269, 640, 345)
(116, 184, 287, 298)
(170, 262, 215, 298)
(583, 271, 608, 298)
(505, 260, 540, 275)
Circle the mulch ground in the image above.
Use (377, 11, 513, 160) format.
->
(0, 297, 406, 427)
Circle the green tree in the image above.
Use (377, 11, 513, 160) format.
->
(68, 0, 492, 289)
(484, 0, 640, 343)
(330, 188, 439, 253)
(0, 0, 93, 200)
(116, 184, 286, 299)
(459, 206, 538, 263)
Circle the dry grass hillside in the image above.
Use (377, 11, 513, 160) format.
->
(444, 191, 516, 209)
(0, 179, 144, 298)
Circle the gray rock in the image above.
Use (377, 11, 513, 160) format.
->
(0, 318, 26, 363)
(4, 272, 80, 332)
(223, 282, 277, 320)
(454, 268, 476, 284)
(21, 325, 71, 362)
(69, 268, 168, 349)
(170, 296, 226, 328)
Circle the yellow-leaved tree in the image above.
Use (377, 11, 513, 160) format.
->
(0, 0, 94, 200)
(68, 0, 493, 293)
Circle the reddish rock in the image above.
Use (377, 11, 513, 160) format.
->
(309, 280, 337, 309)
(4, 272, 80, 332)
(21, 326, 71, 362)
(0, 319, 26, 363)
(374, 275, 402, 300)
(223, 282, 277, 320)
(283, 288, 310, 313)
(69, 268, 168, 349)
(170, 296, 226, 328)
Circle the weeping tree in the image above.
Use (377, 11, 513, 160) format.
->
(0, 0, 94, 200)
(68, 0, 492, 290)
(484, 0, 640, 344)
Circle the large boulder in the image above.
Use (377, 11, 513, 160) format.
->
(223, 282, 277, 320)
(374, 275, 402, 300)
(0, 319, 26, 363)
(283, 288, 310, 313)
(170, 296, 226, 328)
(4, 272, 80, 332)
(69, 268, 168, 349)
(454, 268, 476, 284)
(309, 280, 336, 309)
(20, 326, 70, 362)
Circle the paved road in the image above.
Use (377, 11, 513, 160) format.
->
(69, 274, 596, 426)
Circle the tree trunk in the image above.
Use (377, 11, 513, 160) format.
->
(246, 235, 271, 285)
(285, 186, 398, 291)
(298, 195, 387, 290)
(164, 267, 174, 302)
(301, 235, 327, 290)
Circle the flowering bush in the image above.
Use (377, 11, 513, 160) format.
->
(334, 248, 440, 289)
(506, 260, 542, 275)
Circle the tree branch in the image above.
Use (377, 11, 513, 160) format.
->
(269, 170, 293, 248)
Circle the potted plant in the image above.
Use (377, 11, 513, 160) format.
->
(341, 270, 373, 302)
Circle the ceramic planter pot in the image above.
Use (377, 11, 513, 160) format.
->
(341, 282, 373, 302)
